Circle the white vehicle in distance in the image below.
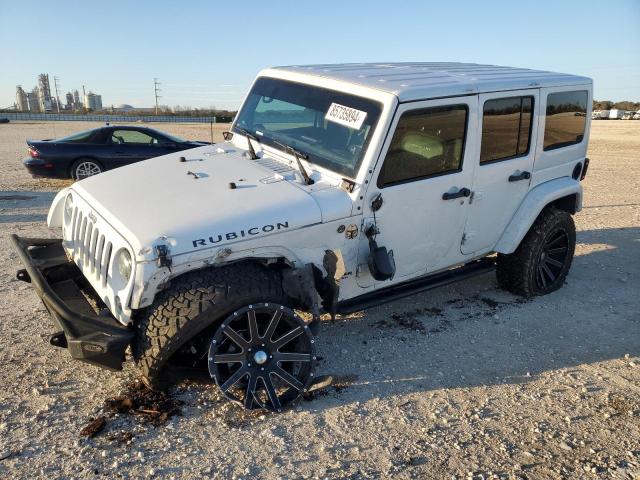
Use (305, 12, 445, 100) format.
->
(592, 109, 610, 120)
(608, 109, 625, 119)
(621, 111, 634, 120)
(633, 111, 640, 120)
(13, 63, 592, 412)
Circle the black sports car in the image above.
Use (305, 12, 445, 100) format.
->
(23, 125, 211, 180)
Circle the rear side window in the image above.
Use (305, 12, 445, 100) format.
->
(543, 91, 588, 151)
(378, 105, 468, 187)
(58, 129, 99, 143)
(480, 96, 533, 164)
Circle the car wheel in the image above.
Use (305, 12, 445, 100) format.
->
(132, 262, 294, 392)
(72, 158, 103, 180)
(496, 207, 576, 297)
(209, 303, 316, 412)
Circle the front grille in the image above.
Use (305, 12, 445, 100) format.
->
(70, 206, 112, 286)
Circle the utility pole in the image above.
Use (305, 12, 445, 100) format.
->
(54, 76, 62, 113)
(154, 78, 162, 115)
(82, 85, 87, 113)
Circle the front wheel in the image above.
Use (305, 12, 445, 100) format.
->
(209, 304, 316, 412)
(71, 158, 103, 180)
(497, 208, 576, 297)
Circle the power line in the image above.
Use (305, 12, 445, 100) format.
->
(153, 77, 162, 115)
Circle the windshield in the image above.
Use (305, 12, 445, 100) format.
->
(149, 129, 186, 143)
(233, 77, 383, 178)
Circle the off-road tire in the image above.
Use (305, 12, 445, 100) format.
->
(133, 263, 287, 390)
(496, 207, 576, 297)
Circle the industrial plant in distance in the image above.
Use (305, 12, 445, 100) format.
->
(15, 73, 102, 113)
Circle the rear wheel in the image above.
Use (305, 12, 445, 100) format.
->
(72, 158, 103, 180)
(496, 208, 576, 296)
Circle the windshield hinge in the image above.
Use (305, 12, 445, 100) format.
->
(340, 178, 355, 193)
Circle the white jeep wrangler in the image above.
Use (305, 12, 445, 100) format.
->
(13, 63, 592, 411)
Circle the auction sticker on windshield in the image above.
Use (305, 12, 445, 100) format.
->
(325, 103, 367, 130)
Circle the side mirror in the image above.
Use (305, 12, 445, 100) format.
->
(367, 237, 395, 281)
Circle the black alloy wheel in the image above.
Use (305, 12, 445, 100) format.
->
(208, 304, 316, 412)
(535, 228, 570, 290)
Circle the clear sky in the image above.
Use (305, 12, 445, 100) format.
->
(1, 0, 639, 110)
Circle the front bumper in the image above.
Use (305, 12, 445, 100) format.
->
(10, 235, 134, 370)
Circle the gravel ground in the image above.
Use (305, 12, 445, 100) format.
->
(0, 121, 638, 479)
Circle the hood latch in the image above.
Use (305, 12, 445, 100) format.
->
(155, 245, 172, 269)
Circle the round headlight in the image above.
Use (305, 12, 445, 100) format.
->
(64, 193, 74, 223)
(117, 249, 132, 281)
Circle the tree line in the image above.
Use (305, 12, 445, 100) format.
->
(593, 100, 640, 111)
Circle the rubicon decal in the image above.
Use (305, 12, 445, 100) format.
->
(192, 222, 290, 248)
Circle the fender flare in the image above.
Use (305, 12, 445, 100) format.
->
(133, 245, 332, 310)
(494, 177, 582, 254)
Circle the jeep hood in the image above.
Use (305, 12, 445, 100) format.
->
(64, 145, 352, 259)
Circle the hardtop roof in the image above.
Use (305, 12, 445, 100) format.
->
(270, 62, 592, 101)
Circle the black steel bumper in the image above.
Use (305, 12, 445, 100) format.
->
(10, 235, 134, 370)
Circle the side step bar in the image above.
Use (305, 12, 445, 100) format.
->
(336, 258, 495, 315)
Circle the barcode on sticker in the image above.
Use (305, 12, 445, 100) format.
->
(325, 103, 367, 130)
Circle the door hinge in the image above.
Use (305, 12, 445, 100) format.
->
(461, 233, 467, 245)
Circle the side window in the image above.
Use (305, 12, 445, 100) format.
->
(480, 96, 533, 164)
(378, 105, 468, 188)
(543, 91, 588, 151)
(110, 129, 155, 145)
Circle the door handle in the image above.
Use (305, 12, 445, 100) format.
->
(442, 187, 471, 200)
(508, 171, 531, 182)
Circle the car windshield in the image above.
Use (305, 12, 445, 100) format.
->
(148, 129, 185, 143)
(233, 77, 383, 178)
(57, 128, 99, 143)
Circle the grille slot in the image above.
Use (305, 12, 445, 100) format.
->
(95, 235, 105, 278)
(73, 211, 83, 248)
(83, 223, 93, 264)
(101, 242, 112, 287)
(89, 228, 99, 273)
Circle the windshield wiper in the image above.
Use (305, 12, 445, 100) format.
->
(273, 140, 314, 185)
(235, 127, 259, 160)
